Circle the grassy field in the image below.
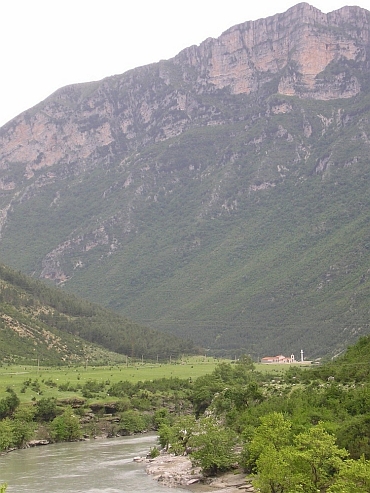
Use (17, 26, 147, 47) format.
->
(0, 357, 303, 403)
(0, 356, 220, 403)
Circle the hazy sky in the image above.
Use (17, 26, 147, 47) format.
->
(0, 0, 367, 127)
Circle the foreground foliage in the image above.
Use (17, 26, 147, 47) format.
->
(2, 337, 370, 492)
(157, 339, 370, 490)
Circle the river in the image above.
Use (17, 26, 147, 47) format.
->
(0, 434, 191, 493)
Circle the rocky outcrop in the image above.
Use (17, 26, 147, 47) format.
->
(177, 3, 370, 99)
(145, 454, 254, 492)
(0, 3, 369, 180)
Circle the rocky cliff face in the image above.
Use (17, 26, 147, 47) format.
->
(1, 3, 369, 182)
(178, 3, 369, 98)
(1, 3, 370, 357)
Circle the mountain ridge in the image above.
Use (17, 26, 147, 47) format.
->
(0, 263, 195, 364)
(0, 3, 370, 359)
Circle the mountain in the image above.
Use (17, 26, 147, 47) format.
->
(0, 263, 195, 364)
(0, 3, 370, 359)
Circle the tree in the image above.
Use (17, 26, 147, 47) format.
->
(254, 445, 301, 493)
(243, 414, 353, 493)
(292, 423, 348, 492)
(0, 387, 19, 419)
(189, 416, 237, 475)
(34, 397, 57, 422)
(0, 419, 14, 451)
(158, 415, 196, 455)
(50, 406, 81, 442)
(10, 418, 34, 448)
(233, 355, 255, 382)
(191, 373, 225, 416)
(328, 456, 370, 493)
(242, 412, 292, 473)
(336, 413, 370, 459)
(119, 410, 147, 434)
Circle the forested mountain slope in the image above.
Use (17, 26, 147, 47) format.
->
(0, 264, 195, 364)
(0, 3, 370, 358)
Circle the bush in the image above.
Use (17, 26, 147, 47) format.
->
(119, 410, 148, 434)
(34, 397, 57, 422)
(189, 417, 237, 475)
(149, 446, 160, 458)
(50, 406, 81, 441)
(0, 388, 20, 419)
(0, 419, 14, 451)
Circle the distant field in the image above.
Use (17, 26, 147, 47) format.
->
(0, 356, 220, 402)
(0, 358, 305, 403)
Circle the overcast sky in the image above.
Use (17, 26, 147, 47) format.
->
(0, 0, 367, 127)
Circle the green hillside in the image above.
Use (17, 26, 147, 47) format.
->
(0, 6, 370, 360)
(0, 264, 196, 364)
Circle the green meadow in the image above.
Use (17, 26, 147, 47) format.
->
(0, 357, 220, 403)
(0, 357, 296, 403)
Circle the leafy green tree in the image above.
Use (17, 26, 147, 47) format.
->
(119, 410, 147, 434)
(328, 456, 370, 493)
(292, 423, 348, 492)
(233, 355, 255, 382)
(336, 413, 370, 459)
(10, 418, 34, 448)
(213, 362, 235, 383)
(158, 415, 196, 454)
(242, 412, 292, 473)
(191, 373, 225, 416)
(212, 382, 263, 418)
(14, 405, 35, 423)
(50, 406, 81, 441)
(81, 379, 105, 397)
(189, 416, 237, 475)
(0, 387, 20, 419)
(252, 423, 349, 493)
(34, 397, 57, 422)
(157, 423, 173, 451)
(153, 408, 171, 429)
(254, 444, 301, 493)
(0, 419, 14, 451)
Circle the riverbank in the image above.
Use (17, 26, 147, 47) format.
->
(145, 453, 255, 492)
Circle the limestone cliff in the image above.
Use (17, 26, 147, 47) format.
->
(177, 3, 369, 98)
(0, 3, 369, 182)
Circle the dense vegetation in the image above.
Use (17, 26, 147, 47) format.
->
(2, 336, 370, 491)
(1, 67, 370, 359)
(0, 263, 196, 364)
(154, 338, 370, 491)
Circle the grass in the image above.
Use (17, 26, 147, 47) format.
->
(0, 357, 220, 403)
(0, 358, 304, 403)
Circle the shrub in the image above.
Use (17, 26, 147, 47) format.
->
(119, 410, 148, 434)
(34, 397, 58, 422)
(50, 406, 81, 441)
(0, 388, 20, 419)
(149, 446, 160, 458)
